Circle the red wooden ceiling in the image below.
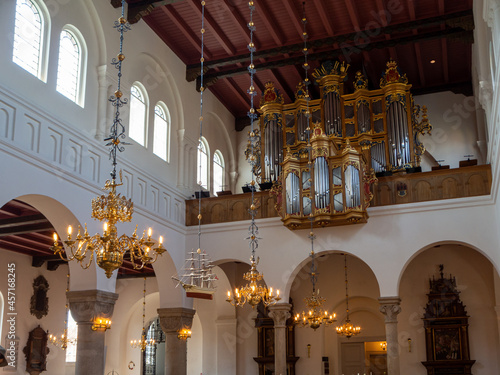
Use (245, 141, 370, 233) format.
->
(115, 0, 474, 128)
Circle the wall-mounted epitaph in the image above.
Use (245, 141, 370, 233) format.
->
(30, 276, 49, 319)
(23, 326, 49, 375)
(422, 265, 475, 375)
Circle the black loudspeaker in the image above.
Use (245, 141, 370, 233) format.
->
(195, 191, 210, 198)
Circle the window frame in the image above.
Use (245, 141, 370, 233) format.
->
(153, 102, 171, 162)
(129, 82, 149, 147)
(213, 150, 225, 194)
(12, 0, 51, 81)
(197, 137, 209, 190)
(56, 25, 87, 107)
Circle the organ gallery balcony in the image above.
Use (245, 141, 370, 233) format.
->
(185, 164, 491, 227)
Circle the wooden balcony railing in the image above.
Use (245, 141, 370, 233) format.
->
(185, 164, 491, 226)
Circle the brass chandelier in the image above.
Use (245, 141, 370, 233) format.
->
(226, 0, 280, 309)
(294, 6, 335, 329)
(335, 254, 361, 338)
(130, 277, 156, 351)
(48, 273, 76, 350)
(51, 0, 165, 278)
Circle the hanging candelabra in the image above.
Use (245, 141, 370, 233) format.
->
(171, 0, 217, 299)
(335, 254, 361, 338)
(48, 272, 77, 350)
(130, 277, 156, 351)
(226, 0, 280, 308)
(294, 4, 335, 329)
(51, 0, 165, 278)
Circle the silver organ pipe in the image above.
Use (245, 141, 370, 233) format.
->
(264, 119, 283, 181)
(314, 157, 330, 209)
(371, 141, 387, 173)
(297, 112, 308, 141)
(324, 91, 342, 136)
(357, 103, 370, 133)
(387, 101, 411, 168)
(344, 165, 360, 208)
(285, 173, 300, 214)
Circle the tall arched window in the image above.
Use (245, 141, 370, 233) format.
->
(129, 83, 148, 146)
(13, 0, 50, 80)
(153, 103, 170, 162)
(213, 151, 225, 194)
(65, 313, 77, 362)
(197, 137, 209, 190)
(142, 317, 165, 375)
(56, 27, 87, 106)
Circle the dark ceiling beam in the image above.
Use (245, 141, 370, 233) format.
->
(0, 238, 52, 255)
(438, 0, 449, 83)
(344, 0, 361, 31)
(269, 69, 294, 103)
(254, 0, 285, 45)
(375, 0, 388, 27)
(226, 78, 250, 109)
(201, 28, 473, 84)
(185, 10, 473, 78)
(0, 214, 48, 228)
(220, 0, 258, 49)
(414, 43, 426, 86)
(160, 6, 212, 60)
(188, 0, 237, 56)
(110, 0, 186, 24)
(281, 0, 303, 39)
(312, 0, 334, 35)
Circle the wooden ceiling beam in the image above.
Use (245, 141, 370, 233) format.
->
(0, 238, 53, 255)
(254, 0, 285, 45)
(281, 0, 303, 39)
(160, 6, 212, 60)
(220, 0, 258, 49)
(185, 10, 472, 77)
(344, 0, 361, 31)
(312, 0, 334, 35)
(269, 69, 294, 103)
(201, 28, 472, 83)
(414, 43, 426, 87)
(188, 0, 237, 56)
(110, 0, 186, 24)
(225, 78, 250, 109)
(438, 0, 449, 83)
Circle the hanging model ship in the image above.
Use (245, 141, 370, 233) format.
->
(172, 250, 217, 300)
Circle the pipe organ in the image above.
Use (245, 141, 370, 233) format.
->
(257, 60, 431, 229)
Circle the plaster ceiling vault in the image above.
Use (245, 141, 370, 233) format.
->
(111, 0, 474, 130)
(0, 200, 155, 278)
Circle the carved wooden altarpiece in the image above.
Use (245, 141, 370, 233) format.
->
(422, 265, 475, 375)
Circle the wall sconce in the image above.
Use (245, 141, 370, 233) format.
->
(380, 341, 387, 351)
(408, 338, 412, 352)
(177, 328, 191, 340)
(307, 344, 311, 358)
(91, 317, 111, 331)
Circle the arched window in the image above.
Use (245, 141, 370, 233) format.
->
(197, 137, 209, 190)
(65, 312, 77, 362)
(13, 0, 50, 80)
(213, 151, 225, 194)
(153, 103, 170, 162)
(56, 27, 87, 106)
(129, 83, 148, 146)
(142, 317, 165, 375)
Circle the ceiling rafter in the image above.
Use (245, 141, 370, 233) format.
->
(110, 0, 186, 24)
(185, 9, 472, 78)
(269, 69, 294, 103)
(225, 78, 250, 109)
(280, 0, 303, 39)
(414, 43, 426, 86)
(201, 28, 472, 84)
(344, 0, 362, 31)
(188, 0, 237, 55)
(312, 0, 334, 35)
(438, 0, 449, 83)
(219, 0, 259, 49)
(161, 6, 213, 60)
(254, 0, 285, 45)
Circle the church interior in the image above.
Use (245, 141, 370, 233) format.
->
(0, 0, 500, 374)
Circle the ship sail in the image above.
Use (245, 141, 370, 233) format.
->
(172, 251, 217, 300)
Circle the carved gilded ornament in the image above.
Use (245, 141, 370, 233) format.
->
(354, 71, 368, 91)
(260, 81, 284, 106)
(312, 60, 349, 82)
(412, 104, 432, 161)
(323, 84, 340, 96)
(363, 168, 377, 208)
(295, 81, 308, 100)
(380, 60, 409, 87)
(312, 147, 328, 158)
(385, 93, 407, 108)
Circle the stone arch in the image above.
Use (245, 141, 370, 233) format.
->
(397, 242, 500, 375)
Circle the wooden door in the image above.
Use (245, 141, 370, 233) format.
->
(341, 342, 365, 375)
